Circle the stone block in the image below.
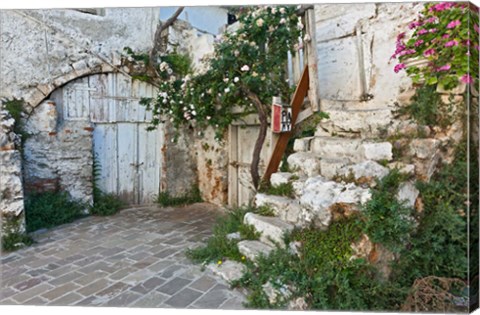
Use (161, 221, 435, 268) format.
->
(287, 152, 321, 177)
(311, 137, 363, 162)
(409, 139, 440, 159)
(270, 172, 294, 187)
(338, 160, 389, 180)
(362, 142, 393, 161)
(319, 158, 350, 179)
(387, 162, 415, 175)
(207, 260, 245, 283)
(255, 193, 303, 225)
(397, 181, 419, 208)
(293, 137, 314, 152)
(237, 240, 274, 261)
(244, 213, 294, 247)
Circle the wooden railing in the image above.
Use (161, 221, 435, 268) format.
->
(262, 65, 310, 184)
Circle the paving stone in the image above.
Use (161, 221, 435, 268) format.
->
(164, 288, 202, 308)
(130, 291, 170, 308)
(76, 279, 111, 296)
(122, 269, 155, 285)
(96, 282, 131, 299)
(220, 296, 247, 309)
(108, 267, 133, 281)
(41, 282, 81, 301)
(189, 276, 217, 292)
(24, 296, 48, 305)
(14, 277, 43, 291)
(48, 271, 83, 285)
(48, 292, 84, 306)
(157, 277, 192, 296)
(192, 288, 229, 309)
(154, 248, 179, 259)
(105, 291, 142, 307)
(2, 274, 30, 287)
(160, 264, 184, 279)
(10, 283, 54, 303)
(73, 270, 109, 286)
(148, 259, 176, 273)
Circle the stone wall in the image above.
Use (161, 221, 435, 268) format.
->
(23, 100, 94, 205)
(0, 110, 25, 227)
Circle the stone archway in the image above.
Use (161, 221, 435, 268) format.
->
(23, 70, 164, 205)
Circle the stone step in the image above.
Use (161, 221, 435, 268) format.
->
(314, 108, 393, 138)
(237, 240, 274, 261)
(310, 137, 392, 163)
(298, 176, 371, 227)
(319, 158, 351, 179)
(270, 172, 294, 187)
(336, 160, 389, 181)
(207, 260, 245, 283)
(244, 213, 294, 248)
(286, 152, 321, 177)
(293, 136, 315, 152)
(255, 193, 305, 227)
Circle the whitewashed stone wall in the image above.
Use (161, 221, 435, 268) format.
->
(314, 2, 424, 138)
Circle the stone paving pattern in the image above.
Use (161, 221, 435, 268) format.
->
(0, 203, 246, 309)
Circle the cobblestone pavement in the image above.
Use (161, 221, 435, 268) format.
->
(0, 203, 246, 309)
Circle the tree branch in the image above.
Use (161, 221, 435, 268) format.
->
(150, 7, 185, 66)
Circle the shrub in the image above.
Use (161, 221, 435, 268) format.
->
(156, 186, 203, 207)
(1, 213, 34, 252)
(362, 170, 414, 252)
(90, 192, 124, 216)
(24, 191, 86, 232)
(187, 205, 264, 264)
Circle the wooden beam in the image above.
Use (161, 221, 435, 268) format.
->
(261, 65, 310, 184)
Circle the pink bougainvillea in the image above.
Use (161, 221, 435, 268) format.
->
(391, 2, 479, 89)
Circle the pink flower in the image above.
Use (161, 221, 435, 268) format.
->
(465, 40, 471, 46)
(425, 17, 437, 24)
(409, 21, 423, 29)
(475, 45, 480, 51)
(394, 63, 406, 73)
(442, 34, 450, 39)
(397, 32, 406, 41)
(424, 48, 436, 57)
(429, 28, 437, 33)
(417, 29, 428, 35)
(461, 74, 473, 84)
(437, 64, 451, 71)
(447, 20, 461, 29)
(475, 24, 479, 33)
(445, 40, 459, 47)
(430, 2, 455, 12)
(415, 40, 424, 47)
(395, 42, 406, 54)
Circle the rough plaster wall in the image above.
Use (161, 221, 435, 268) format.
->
(165, 21, 228, 204)
(23, 100, 93, 205)
(0, 8, 158, 109)
(195, 127, 228, 206)
(314, 3, 424, 138)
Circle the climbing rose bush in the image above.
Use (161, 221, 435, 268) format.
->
(392, 2, 479, 90)
(142, 6, 302, 141)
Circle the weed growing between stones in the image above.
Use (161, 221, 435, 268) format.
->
(232, 216, 405, 310)
(24, 191, 86, 233)
(1, 212, 33, 252)
(259, 182, 295, 198)
(186, 205, 262, 264)
(90, 155, 124, 216)
(1, 98, 30, 151)
(156, 185, 203, 207)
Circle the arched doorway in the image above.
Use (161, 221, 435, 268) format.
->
(25, 72, 163, 205)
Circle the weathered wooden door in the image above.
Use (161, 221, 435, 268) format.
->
(228, 120, 272, 206)
(59, 72, 163, 204)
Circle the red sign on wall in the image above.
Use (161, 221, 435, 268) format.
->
(272, 98, 292, 133)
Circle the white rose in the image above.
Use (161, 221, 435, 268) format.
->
(223, 78, 229, 83)
(234, 50, 240, 57)
(256, 18, 264, 27)
(279, 7, 286, 14)
(297, 22, 304, 30)
(271, 7, 277, 14)
(192, 110, 197, 116)
(280, 18, 286, 24)
(234, 77, 239, 83)
(206, 116, 211, 120)
(224, 88, 230, 93)
(252, 71, 258, 77)
(241, 65, 250, 72)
